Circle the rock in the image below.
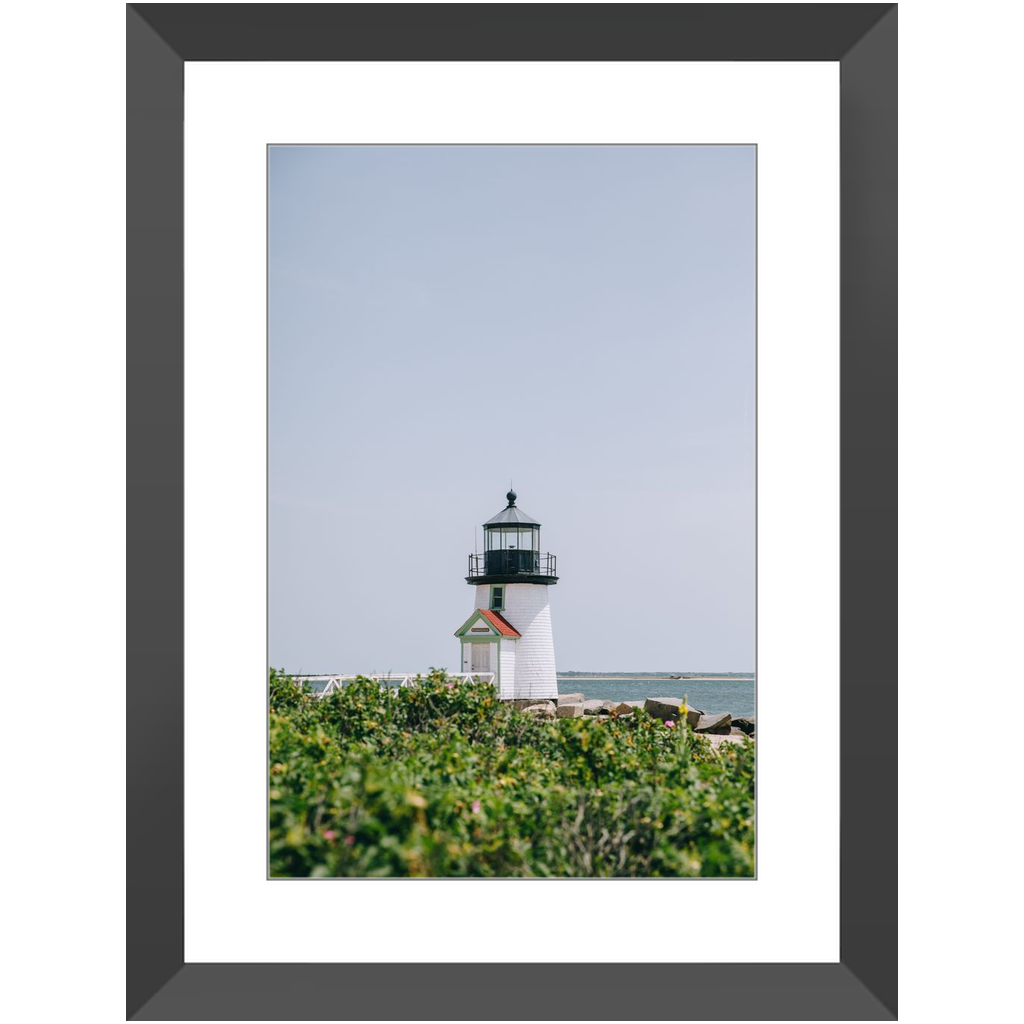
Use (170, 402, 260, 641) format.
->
(556, 692, 585, 706)
(520, 701, 556, 719)
(733, 716, 755, 735)
(556, 702, 583, 719)
(623, 700, 645, 709)
(610, 702, 635, 716)
(583, 699, 615, 716)
(643, 697, 684, 721)
(695, 712, 732, 734)
(643, 698, 706, 725)
(684, 707, 705, 729)
(513, 698, 556, 711)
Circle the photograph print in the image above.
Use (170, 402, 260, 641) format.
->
(268, 144, 755, 878)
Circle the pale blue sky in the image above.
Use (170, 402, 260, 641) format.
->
(269, 146, 754, 673)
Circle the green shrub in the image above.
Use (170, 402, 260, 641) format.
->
(269, 669, 754, 877)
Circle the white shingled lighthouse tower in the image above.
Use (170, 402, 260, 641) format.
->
(454, 490, 559, 700)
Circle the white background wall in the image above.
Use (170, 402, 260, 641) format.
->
(4, 8, 1021, 1023)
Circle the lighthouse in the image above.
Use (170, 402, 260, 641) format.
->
(454, 490, 559, 700)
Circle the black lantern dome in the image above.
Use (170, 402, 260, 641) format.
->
(466, 491, 558, 585)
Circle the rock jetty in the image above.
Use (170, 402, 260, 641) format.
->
(503, 693, 754, 740)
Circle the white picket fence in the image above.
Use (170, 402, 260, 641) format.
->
(293, 672, 496, 698)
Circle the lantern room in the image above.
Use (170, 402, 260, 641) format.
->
(466, 490, 558, 584)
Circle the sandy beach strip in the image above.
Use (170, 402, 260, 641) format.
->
(557, 676, 754, 682)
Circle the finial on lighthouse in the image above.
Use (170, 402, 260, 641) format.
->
(506, 487, 517, 507)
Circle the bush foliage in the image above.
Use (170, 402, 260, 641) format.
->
(269, 669, 754, 877)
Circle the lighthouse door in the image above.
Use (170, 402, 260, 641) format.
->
(470, 642, 491, 674)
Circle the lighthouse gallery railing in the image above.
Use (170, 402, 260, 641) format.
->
(467, 551, 557, 577)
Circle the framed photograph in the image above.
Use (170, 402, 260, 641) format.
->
(128, 5, 895, 1019)
(267, 140, 759, 875)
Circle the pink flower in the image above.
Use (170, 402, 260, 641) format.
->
(664, 719, 676, 729)
(445, 682, 455, 689)
(471, 800, 481, 814)
(343, 834, 355, 846)
(322, 829, 338, 841)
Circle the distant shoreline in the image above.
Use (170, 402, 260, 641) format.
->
(558, 676, 754, 682)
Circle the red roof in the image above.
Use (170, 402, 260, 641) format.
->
(477, 608, 521, 637)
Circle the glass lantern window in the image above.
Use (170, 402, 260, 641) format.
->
(484, 526, 539, 550)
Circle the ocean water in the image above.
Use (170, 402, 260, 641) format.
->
(298, 675, 756, 718)
(558, 677, 755, 718)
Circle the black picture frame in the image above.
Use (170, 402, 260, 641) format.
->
(127, 4, 896, 1019)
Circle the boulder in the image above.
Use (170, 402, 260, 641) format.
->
(556, 702, 583, 718)
(643, 697, 684, 721)
(695, 712, 732, 735)
(733, 716, 755, 735)
(556, 692, 585, 706)
(583, 699, 615, 716)
(513, 698, 556, 711)
(521, 701, 556, 720)
(610, 702, 635, 716)
(685, 707, 705, 729)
